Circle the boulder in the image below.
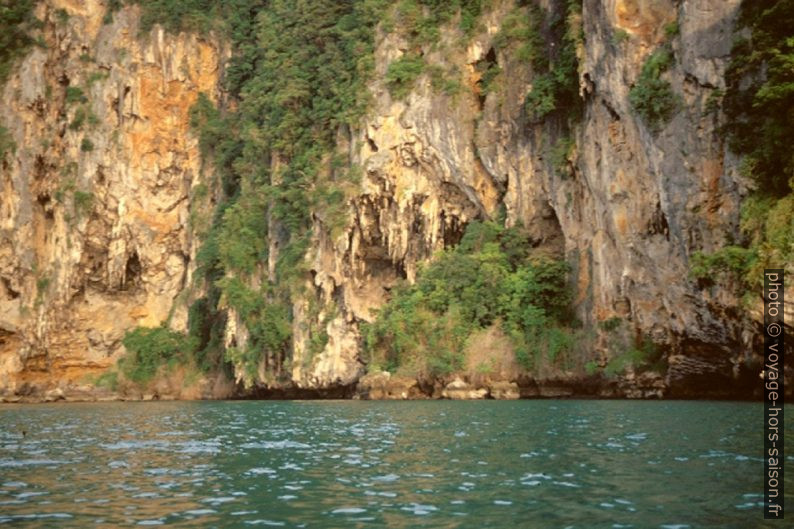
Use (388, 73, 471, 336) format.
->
(442, 377, 488, 400)
(489, 381, 520, 400)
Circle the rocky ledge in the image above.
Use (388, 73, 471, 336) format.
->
(353, 367, 771, 401)
(1, 358, 782, 403)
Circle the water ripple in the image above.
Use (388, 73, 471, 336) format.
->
(0, 400, 790, 527)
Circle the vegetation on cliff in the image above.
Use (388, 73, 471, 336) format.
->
(121, 0, 391, 385)
(0, 0, 39, 83)
(724, 0, 794, 198)
(113, 0, 662, 388)
(98, 0, 743, 390)
(523, 0, 582, 124)
(120, 326, 197, 384)
(112, 0, 594, 387)
(692, 0, 794, 292)
(0, 1, 37, 161)
(364, 221, 578, 377)
(629, 44, 679, 130)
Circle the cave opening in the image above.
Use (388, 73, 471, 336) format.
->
(1, 277, 19, 299)
(123, 251, 142, 290)
(475, 47, 498, 108)
(441, 212, 465, 249)
(37, 193, 54, 220)
(366, 135, 379, 152)
(534, 203, 566, 257)
(648, 202, 670, 240)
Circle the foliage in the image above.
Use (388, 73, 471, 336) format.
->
(55, 8, 70, 25)
(0, 125, 15, 160)
(551, 136, 575, 178)
(187, 295, 227, 372)
(213, 275, 293, 386)
(224, 346, 259, 386)
(525, 74, 557, 121)
(428, 64, 461, 95)
(663, 20, 679, 38)
(394, 0, 490, 45)
(604, 336, 666, 376)
(492, 5, 544, 64)
(0, 0, 39, 84)
(693, 1, 794, 298)
(80, 138, 94, 152)
(740, 194, 793, 289)
(364, 221, 574, 377)
(135, 0, 224, 34)
(612, 28, 629, 46)
(386, 53, 426, 99)
(523, 0, 583, 124)
(188, 93, 242, 196)
(132, 0, 584, 384)
(177, 0, 392, 381)
(103, 0, 123, 25)
(689, 193, 793, 294)
(87, 71, 109, 85)
(73, 190, 94, 217)
(216, 195, 268, 274)
(742, 195, 794, 282)
(598, 316, 622, 332)
(724, 0, 794, 197)
(689, 246, 756, 285)
(475, 59, 501, 96)
(69, 107, 86, 131)
(704, 88, 723, 114)
(629, 45, 680, 130)
(120, 326, 197, 384)
(65, 86, 87, 105)
(35, 275, 50, 297)
(94, 370, 119, 391)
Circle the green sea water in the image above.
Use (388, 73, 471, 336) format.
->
(0, 400, 791, 528)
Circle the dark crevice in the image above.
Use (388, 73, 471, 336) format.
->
(648, 202, 670, 240)
(1, 277, 20, 299)
(440, 211, 465, 248)
(474, 47, 498, 109)
(394, 259, 407, 281)
(242, 382, 358, 399)
(122, 251, 142, 290)
(37, 193, 54, 221)
(601, 98, 621, 121)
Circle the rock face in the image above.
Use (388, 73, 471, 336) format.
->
(356, 371, 422, 400)
(0, 1, 226, 398)
(0, 0, 787, 400)
(291, 0, 765, 396)
(441, 377, 489, 400)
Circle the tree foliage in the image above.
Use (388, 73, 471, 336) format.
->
(523, 0, 583, 123)
(629, 45, 679, 130)
(364, 221, 575, 376)
(0, 0, 39, 83)
(124, 1, 586, 382)
(386, 53, 426, 99)
(695, 1, 794, 291)
(120, 326, 197, 384)
(724, 0, 794, 196)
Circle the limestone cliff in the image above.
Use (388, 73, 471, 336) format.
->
(288, 0, 785, 397)
(0, 0, 789, 401)
(0, 1, 227, 399)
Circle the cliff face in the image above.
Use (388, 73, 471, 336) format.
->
(0, 0, 785, 401)
(0, 1, 226, 398)
(290, 0, 755, 394)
